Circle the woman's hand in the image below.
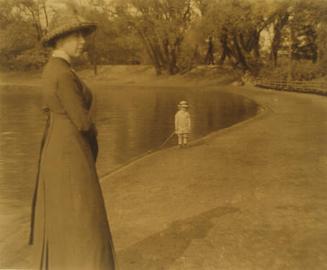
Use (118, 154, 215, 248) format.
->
(82, 123, 98, 161)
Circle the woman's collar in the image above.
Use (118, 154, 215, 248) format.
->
(52, 49, 71, 65)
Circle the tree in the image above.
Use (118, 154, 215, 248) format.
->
(204, 36, 215, 65)
(0, 0, 52, 70)
(269, 4, 290, 67)
(115, 0, 193, 75)
(195, 0, 277, 73)
(14, 0, 49, 41)
(81, 0, 145, 65)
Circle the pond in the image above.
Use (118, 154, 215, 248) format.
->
(0, 84, 258, 204)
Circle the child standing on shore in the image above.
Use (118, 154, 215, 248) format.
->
(175, 100, 191, 148)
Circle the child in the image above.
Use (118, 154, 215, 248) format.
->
(175, 100, 191, 148)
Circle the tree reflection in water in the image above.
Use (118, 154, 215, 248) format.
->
(0, 84, 258, 204)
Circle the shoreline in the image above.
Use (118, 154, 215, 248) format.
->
(0, 65, 240, 89)
(99, 85, 327, 270)
(99, 89, 266, 181)
(1, 67, 327, 269)
(2, 65, 327, 98)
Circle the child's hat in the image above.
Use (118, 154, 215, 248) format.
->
(178, 100, 189, 108)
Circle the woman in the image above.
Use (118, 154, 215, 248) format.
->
(29, 11, 116, 270)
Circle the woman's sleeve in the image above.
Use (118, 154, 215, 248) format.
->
(55, 71, 92, 131)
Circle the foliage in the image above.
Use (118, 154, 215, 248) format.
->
(259, 57, 327, 81)
(0, 0, 48, 70)
(1, 0, 327, 80)
(14, 47, 49, 71)
(81, 1, 145, 65)
(113, 0, 194, 75)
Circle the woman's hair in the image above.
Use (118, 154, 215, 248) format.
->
(51, 30, 83, 49)
(48, 29, 91, 49)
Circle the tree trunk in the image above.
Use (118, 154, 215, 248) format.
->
(270, 28, 282, 67)
(252, 31, 261, 59)
(205, 36, 215, 65)
(92, 34, 97, 75)
(219, 31, 230, 65)
(42, 4, 49, 28)
(169, 38, 181, 74)
(137, 29, 162, 75)
(162, 38, 171, 72)
(270, 13, 289, 67)
(232, 32, 249, 70)
(189, 44, 200, 69)
(150, 43, 163, 75)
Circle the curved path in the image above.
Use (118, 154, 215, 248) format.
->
(101, 86, 327, 270)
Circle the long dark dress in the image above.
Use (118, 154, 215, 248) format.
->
(29, 57, 116, 269)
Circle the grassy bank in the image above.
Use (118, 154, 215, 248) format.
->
(0, 65, 241, 87)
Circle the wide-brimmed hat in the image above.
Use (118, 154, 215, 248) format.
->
(42, 12, 97, 47)
(178, 100, 189, 108)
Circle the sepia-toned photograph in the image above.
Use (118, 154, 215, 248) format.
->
(0, 0, 326, 269)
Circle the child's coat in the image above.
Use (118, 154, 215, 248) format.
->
(175, 110, 191, 134)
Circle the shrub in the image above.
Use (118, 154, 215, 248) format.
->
(14, 47, 49, 71)
(258, 57, 326, 81)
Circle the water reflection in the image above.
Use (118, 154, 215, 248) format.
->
(0, 84, 258, 205)
(98, 87, 257, 177)
(0, 86, 44, 205)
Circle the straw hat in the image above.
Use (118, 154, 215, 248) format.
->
(42, 11, 97, 47)
(178, 100, 189, 108)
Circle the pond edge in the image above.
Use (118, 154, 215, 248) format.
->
(100, 88, 267, 183)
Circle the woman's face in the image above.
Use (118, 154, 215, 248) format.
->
(56, 31, 86, 58)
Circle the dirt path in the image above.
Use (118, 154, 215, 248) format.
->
(100, 86, 327, 270)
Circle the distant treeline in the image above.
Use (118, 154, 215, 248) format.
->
(1, 0, 327, 80)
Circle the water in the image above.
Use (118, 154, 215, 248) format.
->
(0, 83, 257, 267)
(0, 83, 258, 205)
